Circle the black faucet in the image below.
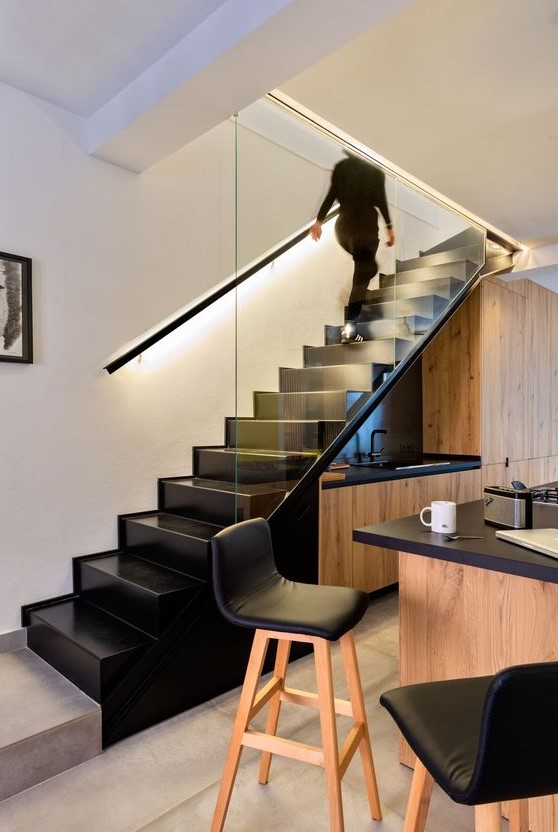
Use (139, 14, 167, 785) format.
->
(369, 429, 387, 460)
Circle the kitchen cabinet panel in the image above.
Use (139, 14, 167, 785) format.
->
(422, 287, 481, 456)
(320, 469, 480, 593)
(319, 484, 352, 587)
(425, 276, 557, 481)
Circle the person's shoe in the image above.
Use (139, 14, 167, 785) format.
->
(340, 322, 364, 343)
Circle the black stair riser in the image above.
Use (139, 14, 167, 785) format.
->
(380, 259, 470, 288)
(279, 363, 382, 393)
(325, 316, 430, 344)
(360, 293, 447, 321)
(160, 477, 288, 524)
(303, 339, 403, 368)
(122, 518, 212, 580)
(27, 613, 150, 703)
(78, 556, 201, 637)
(398, 242, 482, 271)
(367, 275, 465, 306)
(194, 448, 315, 484)
(253, 391, 359, 421)
(225, 417, 344, 452)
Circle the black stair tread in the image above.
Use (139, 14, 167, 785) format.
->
(163, 477, 297, 496)
(83, 552, 202, 594)
(31, 599, 153, 658)
(129, 512, 223, 540)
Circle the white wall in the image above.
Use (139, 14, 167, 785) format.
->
(0, 81, 351, 634)
(0, 82, 243, 633)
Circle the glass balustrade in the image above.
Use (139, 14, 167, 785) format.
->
(230, 96, 485, 519)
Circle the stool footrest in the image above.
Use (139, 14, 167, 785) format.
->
(243, 728, 324, 767)
(281, 686, 354, 717)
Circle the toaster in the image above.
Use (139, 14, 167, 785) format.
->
(483, 486, 533, 529)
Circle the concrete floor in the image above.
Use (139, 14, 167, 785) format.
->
(0, 591, 480, 832)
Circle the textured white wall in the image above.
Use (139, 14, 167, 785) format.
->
(0, 83, 242, 633)
(0, 82, 349, 634)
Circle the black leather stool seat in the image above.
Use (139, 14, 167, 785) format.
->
(381, 674, 493, 804)
(381, 661, 558, 809)
(212, 517, 369, 640)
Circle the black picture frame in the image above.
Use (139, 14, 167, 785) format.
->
(0, 251, 33, 364)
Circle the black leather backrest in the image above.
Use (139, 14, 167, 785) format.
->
(467, 660, 558, 804)
(211, 518, 279, 623)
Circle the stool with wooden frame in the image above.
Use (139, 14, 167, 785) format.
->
(380, 661, 558, 832)
(209, 517, 382, 832)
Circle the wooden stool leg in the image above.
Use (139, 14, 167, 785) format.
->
(211, 629, 270, 832)
(315, 638, 345, 832)
(258, 638, 291, 785)
(475, 802, 502, 832)
(403, 759, 434, 832)
(339, 631, 382, 820)
(508, 800, 529, 832)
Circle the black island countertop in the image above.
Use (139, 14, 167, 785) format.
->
(353, 493, 558, 585)
(323, 455, 481, 488)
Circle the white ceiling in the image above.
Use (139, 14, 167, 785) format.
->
(0, 0, 557, 250)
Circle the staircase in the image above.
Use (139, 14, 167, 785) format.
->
(18, 236, 479, 783)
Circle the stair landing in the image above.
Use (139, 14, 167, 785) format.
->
(0, 646, 101, 801)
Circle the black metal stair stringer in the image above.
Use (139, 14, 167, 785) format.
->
(100, 581, 257, 746)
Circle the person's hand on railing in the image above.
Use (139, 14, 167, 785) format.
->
(309, 220, 322, 241)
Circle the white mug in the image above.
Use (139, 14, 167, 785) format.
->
(420, 500, 457, 534)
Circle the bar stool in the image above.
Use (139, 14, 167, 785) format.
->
(210, 517, 382, 832)
(380, 661, 558, 832)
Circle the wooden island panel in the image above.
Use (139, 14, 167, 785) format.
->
(399, 550, 558, 830)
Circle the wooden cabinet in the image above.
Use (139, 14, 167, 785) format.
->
(319, 275, 557, 592)
(320, 469, 481, 591)
(424, 276, 558, 479)
(422, 281, 481, 456)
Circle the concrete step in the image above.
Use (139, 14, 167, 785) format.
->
(0, 646, 101, 801)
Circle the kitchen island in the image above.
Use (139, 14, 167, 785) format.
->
(355, 494, 558, 832)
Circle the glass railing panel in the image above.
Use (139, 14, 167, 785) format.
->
(231, 96, 486, 517)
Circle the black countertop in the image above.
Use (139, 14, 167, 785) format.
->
(323, 456, 481, 488)
(353, 496, 558, 585)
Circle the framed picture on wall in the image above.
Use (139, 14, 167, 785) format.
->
(0, 251, 33, 364)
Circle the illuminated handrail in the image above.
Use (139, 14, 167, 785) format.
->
(103, 209, 339, 375)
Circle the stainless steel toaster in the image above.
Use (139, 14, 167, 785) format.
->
(483, 486, 533, 529)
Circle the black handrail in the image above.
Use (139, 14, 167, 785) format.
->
(103, 210, 339, 374)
